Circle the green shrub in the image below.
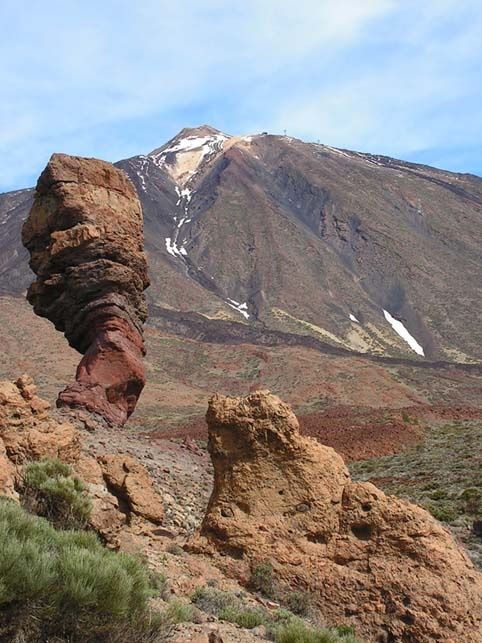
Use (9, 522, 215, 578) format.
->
(424, 500, 458, 523)
(163, 599, 195, 624)
(249, 561, 276, 596)
(284, 590, 310, 615)
(459, 487, 482, 515)
(192, 586, 266, 629)
(23, 458, 92, 529)
(191, 586, 238, 615)
(274, 617, 361, 643)
(219, 605, 266, 629)
(0, 499, 159, 642)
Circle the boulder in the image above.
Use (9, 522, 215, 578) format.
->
(22, 154, 149, 426)
(192, 391, 482, 642)
(0, 377, 80, 464)
(99, 454, 164, 524)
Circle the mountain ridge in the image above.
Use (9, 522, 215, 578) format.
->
(1, 127, 481, 424)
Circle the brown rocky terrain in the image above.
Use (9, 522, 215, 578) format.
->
(0, 375, 325, 642)
(191, 390, 482, 642)
(4, 374, 480, 641)
(2, 136, 481, 641)
(21, 154, 149, 425)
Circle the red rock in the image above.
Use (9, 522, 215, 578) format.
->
(22, 154, 149, 426)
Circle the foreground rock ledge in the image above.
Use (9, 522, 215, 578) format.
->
(190, 391, 482, 642)
(22, 154, 149, 426)
(0, 375, 163, 546)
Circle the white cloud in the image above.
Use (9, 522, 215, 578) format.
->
(0, 0, 480, 189)
(267, 1, 482, 158)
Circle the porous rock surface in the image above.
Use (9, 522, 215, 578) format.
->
(191, 390, 482, 642)
(0, 376, 163, 547)
(22, 154, 149, 425)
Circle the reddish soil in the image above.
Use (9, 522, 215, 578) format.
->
(144, 404, 482, 462)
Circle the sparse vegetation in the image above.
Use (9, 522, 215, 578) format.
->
(284, 590, 311, 615)
(191, 586, 361, 641)
(0, 499, 161, 642)
(163, 598, 196, 624)
(22, 457, 92, 529)
(219, 604, 266, 629)
(275, 618, 360, 643)
(191, 585, 239, 614)
(249, 561, 276, 597)
(350, 419, 482, 567)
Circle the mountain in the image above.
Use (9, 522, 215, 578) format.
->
(1, 126, 482, 427)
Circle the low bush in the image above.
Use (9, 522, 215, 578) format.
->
(218, 605, 266, 629)
(191, 586, 360, 641)
(0, 499, 161, 642)
(249, 561, 276, 597)
(191, 586, 238, 615)
(22, 458, 92, 529)
(163, 598, 196, 624)
(192, 586, 266, 628)
(424, 500, 458, 523)
(459, 487, 482, 515)
(274, 618, 361, 643)
(284, 590, 311, 615)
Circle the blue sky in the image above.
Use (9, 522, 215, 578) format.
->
(1, 0, 481, 192)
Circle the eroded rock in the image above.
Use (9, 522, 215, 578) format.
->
(22, 154, 149, 426)
(0, 376, 81, 464)
(192, 391, 482, 642)
(0, 377, 163, 546)
(99, 454, 164, 524)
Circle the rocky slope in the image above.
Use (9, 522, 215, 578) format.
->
(0, 375, 164, 548)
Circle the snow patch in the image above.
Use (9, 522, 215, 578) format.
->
(383, 310, 424, 356)
(136, 156, 149, 191)
(227, 298, 249, 320)
(165, 237, 187, 259)
(151, 134, 227, 167)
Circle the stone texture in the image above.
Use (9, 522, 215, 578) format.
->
(99, 454, 164, 524)
(0, 376, 81, 464)
(0, 377, 164, 547)
(88, 484, 127, 549)
(0, 440, 18, 500)
(22, 154, 149, 426)
(192, 391, 482, 642)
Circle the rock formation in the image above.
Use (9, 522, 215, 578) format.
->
(192, 391, 482, 642)
(0, 376, 164, 547)
(22, 154, 149, 426)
